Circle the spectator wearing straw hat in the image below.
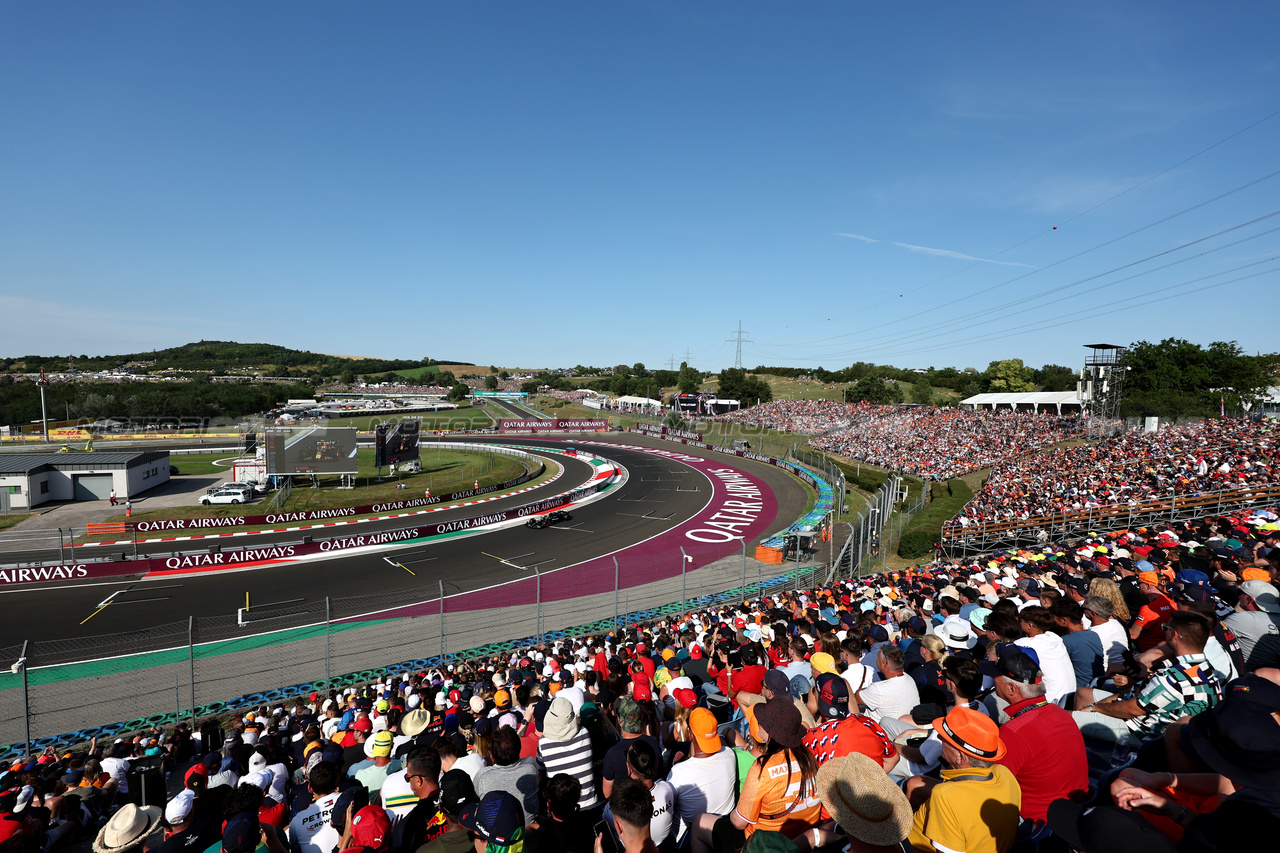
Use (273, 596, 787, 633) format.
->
(94, 804, 163, 853)
(905, 706, 1021, 853)
(810, 752, 915, 852)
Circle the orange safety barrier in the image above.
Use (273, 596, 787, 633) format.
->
(755, 545, 784, 564)
(86, 522, 132, 537)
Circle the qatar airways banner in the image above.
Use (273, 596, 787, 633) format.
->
(634, 423, 703, 441)
(498, 419, 608, 434)
(0, 479, 613, 588)
(130, 466, 544, 533)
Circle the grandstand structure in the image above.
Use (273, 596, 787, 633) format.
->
(940, 481, 1280, 555)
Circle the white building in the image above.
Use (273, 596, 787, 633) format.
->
(0, 451, 171, 509)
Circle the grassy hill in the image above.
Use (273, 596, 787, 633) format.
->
(2, 342, 470, 380)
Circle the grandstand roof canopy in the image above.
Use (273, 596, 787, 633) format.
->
(960, 391, 1082, 411)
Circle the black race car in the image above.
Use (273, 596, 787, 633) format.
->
(526, 510, 573, 529)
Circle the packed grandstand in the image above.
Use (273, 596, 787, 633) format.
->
(3, 414, 1280, 853)
(715, 402, 1085, 481)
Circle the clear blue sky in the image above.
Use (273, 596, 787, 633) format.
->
(3, 3, 1277, 374)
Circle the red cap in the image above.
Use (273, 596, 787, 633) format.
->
(352, 716, 373, 733)
(633, 681, 652, 702)
(351, 806, 392, 850)
(733, 618, 746, 629)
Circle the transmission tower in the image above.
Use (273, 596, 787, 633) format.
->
(725, 322, 753, 370)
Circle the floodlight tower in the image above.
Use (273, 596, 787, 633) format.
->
(1079, 344, 1127, 433)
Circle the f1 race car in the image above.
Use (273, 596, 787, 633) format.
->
(526, 510, 573, 529)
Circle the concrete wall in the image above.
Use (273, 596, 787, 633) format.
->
(125, 456, 170, 499)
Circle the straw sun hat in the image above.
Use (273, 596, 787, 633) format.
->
(93, 804, 162, 853)
(815, 753, 913, 847)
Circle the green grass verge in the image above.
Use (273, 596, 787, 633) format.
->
(0, 514, 32, 533)
(167, 452, 237, 476)
(80, 449, 540, 540)
(896, 478, 974, 560)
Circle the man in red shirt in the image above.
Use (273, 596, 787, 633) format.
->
(1130, 568, 1177, 652)
(707, 643, 766, 709)
(993, 650, 1089, 822)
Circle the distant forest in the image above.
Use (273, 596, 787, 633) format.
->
(0, 341, 467, 379)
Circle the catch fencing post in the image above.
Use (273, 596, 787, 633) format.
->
(439, 581, 446, 659)
(188, 617, 196, 726)
(613, 557, 620, 628)
(679, 547, 688, 613)
(175, 674, 180, 726)
(535, 566, 542, 642)
(15, 642, 29, 760)
(739, 538, 747, 604)
(324, 597, 332, 689)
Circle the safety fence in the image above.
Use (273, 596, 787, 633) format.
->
(0, 443, 849, 760)
(0, 541, 853, 759)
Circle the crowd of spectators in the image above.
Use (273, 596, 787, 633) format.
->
(948, 419, 1278, 530)
(5, 502, 1279, 853)
(716, 401, 1083, 480)
(811, 409, 1083, 481)
(714, 400, 887, 435)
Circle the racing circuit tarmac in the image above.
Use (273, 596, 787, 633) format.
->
(1, 435, 807, 643)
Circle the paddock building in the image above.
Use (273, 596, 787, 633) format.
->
(0, 451, 171, 510)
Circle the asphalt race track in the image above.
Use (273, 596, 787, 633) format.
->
(0, 446, 594, 565)
(1, 435, 807, 643)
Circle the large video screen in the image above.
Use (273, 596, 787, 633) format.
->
(265, 426, 359, 475)
(375, 421, 421, 467)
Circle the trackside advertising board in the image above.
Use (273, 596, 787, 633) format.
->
(498, 419, 608, 434)
(128, 466, 544, 533)
(1, 476, 608, 587)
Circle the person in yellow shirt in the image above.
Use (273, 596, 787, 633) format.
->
(906, 707, 1021, 853)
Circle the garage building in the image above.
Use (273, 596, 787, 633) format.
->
(0, 451, 171, 510)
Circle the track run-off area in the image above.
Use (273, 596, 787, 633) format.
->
(0, 435, 807, 643)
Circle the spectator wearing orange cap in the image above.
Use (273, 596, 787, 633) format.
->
(905, 706, 1021, 853)
(1131, 566, 1177, 652)
(667, 708, 737, 845)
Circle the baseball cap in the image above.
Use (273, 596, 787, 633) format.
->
(809, 652, 836, 675)
(494, 689, 512, 711)
(1240, 580, 1280, 614)
(369, 730, 393, 758)
(616, 697, 643, 734)
(762, 669, 790, 697)
(672, 687, 697, 709)
(994, 650, 1042, 684)
(688, 707, 722, 753)
(814, 673, 850, 720)
(438, 769, 479, 817)
(459, 791, 523, 847)
(351, 716, 373, 733)
(350, 806, 392, 851)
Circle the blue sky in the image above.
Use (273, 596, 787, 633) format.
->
(3, 3, 1277, 374)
